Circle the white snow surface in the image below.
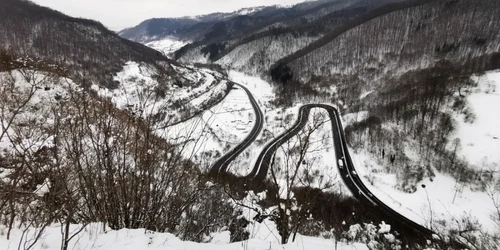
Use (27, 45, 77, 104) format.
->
(1, 188, 368, 250)
(153, 71, 344, 193)
(145, 38, 189, 56)
(156, 71, 278, 170)
(1, 190, 367, 250)
(377, 222, 391, 234)
(0, 70, 75, 156)
(35, 178, 51, 197)
(342, 111, 369, 127)
(221, 72, 346, 194)
(451, 70, 500, 171)
(157, 80, 255, 170)
(0, 223, 368, 250)
(352, 147, 499, 234)
(272, 108, 344, 194)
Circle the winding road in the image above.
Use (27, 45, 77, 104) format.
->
(209, 82, 264, 174)
(210, 85, 434, 237)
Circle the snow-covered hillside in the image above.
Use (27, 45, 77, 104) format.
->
(160, 69, 500, 241)
(116, 1, 500, 245)
(0, 69, 75, 157)
(145, 38, 189, 57)
(452, 71, 500, 170)
(91, 61, 230, 129)
(215, 35, 321, 75)
(222, 72, 344, 194)
(157, 76, 256, 169)
(350, 70, 500, 234)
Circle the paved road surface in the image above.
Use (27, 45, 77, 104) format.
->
(209, 82, 264, 174)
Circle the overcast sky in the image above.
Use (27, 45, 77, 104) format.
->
(31, 0, 308, 31)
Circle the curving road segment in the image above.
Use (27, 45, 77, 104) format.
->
(210, 88, 434, 237)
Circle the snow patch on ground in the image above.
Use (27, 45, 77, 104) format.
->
(329, 69, 500, 240)
(451, 70, 500, 171)
(352, 149, 499, 234)
(271, 108, 345, 194)
(150, 70, 343, 193)
(0, 223, 368, 250)
(342, 70, 500, 236)
(222, 72, 346, 194)
(156, 83, 255, 170)
(146, 38, 189, 57)
(0, 70, 75, 156)
(342, 111, 369, 127)
(215, 71, 281, 175)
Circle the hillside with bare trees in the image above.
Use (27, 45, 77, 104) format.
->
(0, 0, 171, 88)
(268, 0, 500, 191)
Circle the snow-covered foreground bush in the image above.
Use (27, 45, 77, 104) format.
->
(0, 63, 238, 244)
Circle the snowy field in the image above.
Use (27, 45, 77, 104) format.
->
(154, 70, 279, 171)
(156, 80, 255, 170)
(353, 150, 499, 233)
(150, 70, 343, 192)
(223, 71, 299, 175)
(154, 71, 284, 171)
(145, 38, 189, 57)
(270, 107, 350, 195)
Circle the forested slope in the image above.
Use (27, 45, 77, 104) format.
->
(122, 0, 342, 46)
(0, 0, 171, 88)
(176, 0, 369, 67)
(286, 0, 499, 81)
(178, 0, 421, 75)
(274, 0, 500, 191)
